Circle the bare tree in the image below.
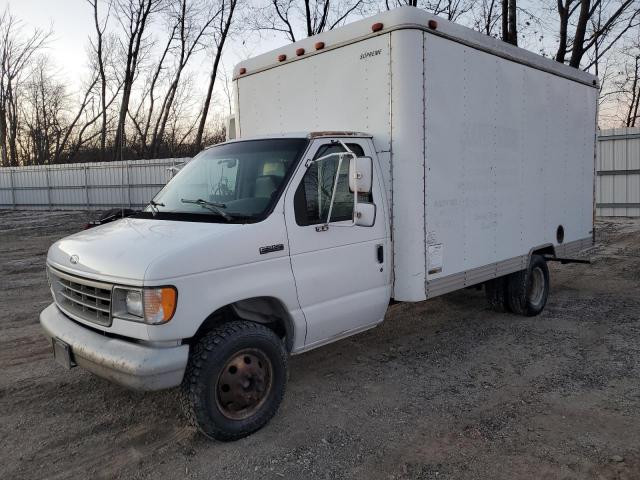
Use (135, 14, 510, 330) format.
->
(555, 0, 639, 68)
(0, 8, 50, 166)
(150, 0, 222, 156)
(254, 0, 369, 42)
(87, 0, 112, 159)
(626, 53, 640, 126)
(19, 58, 67, 165)
(195, 0, 237, 150)
(112, 0, 164, 161)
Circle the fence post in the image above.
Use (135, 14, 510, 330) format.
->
(45, 165, 52, 210)
(9, 168, 16, 209)
(84, 165, 89, 210)
(127, 162, 132, 208)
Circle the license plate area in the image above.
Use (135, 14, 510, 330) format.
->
(52, 338, 76, 369)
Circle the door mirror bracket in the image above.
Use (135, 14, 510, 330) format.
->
(307, 144, 376, 231)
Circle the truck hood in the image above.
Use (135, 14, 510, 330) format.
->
(47, 217, 280, 284)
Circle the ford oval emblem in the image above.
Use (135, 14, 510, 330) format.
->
(70, 255, 79, 265)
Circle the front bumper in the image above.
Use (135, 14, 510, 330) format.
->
(40, 303, 189, 391)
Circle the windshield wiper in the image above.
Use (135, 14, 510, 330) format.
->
(181, 198, 233, 221)
(149, 200, 165, 216)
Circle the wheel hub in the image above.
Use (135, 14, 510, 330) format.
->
(216, 348, 273, 420)
(527, 266, 545, 306)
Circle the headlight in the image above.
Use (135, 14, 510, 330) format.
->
(125, 290, 143, 317)
(112, 286, 177, 324)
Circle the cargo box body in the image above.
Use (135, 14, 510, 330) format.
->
(233, 7, 598, 302)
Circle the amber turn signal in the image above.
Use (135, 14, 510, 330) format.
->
(143, 287, 177, 324)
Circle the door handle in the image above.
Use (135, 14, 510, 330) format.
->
(377, 244, 384, 264)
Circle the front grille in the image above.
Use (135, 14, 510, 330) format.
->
(48, 267, 113, 326)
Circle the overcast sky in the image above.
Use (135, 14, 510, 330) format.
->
(2, 0, 289, 114)
(5, 0, 94, 81)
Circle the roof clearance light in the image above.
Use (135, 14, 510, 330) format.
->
(315, 42, 325, 50)
(371, 22, 383, 32)
(278, 54, 286, 62)
(296, 48, 305, 56)
(239, 67, 246, 75)
(428, 20, 438, 30)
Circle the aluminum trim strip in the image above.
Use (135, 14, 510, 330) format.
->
(426, 239, 591, 299)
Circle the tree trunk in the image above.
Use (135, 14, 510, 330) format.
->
(0, 108, 7, 167)
(501, 0, 517, 46)
(508, 0, 517, 46)
(194, 0, 237, 151)
(569, 0, 591, 68)
(113, 77, 133, 161)
(555, 1, 569, 63)
(627, 56, 640, 127)
(501, 0, 508, 42)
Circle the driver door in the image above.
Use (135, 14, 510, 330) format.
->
(284, 138, 390, 348)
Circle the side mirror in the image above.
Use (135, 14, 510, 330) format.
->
(226, 115, 236, 140)
(354, 202, 376, 227)
(349, 156, 373, 194)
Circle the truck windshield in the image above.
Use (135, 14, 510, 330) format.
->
(147, 138, 308, 222)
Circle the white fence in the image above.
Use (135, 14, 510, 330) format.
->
(597, 127, 640, 217)
(0, 158, 189, 210)
(1, 131, 639, 216)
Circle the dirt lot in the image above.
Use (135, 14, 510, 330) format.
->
(1, 210, 639, 480)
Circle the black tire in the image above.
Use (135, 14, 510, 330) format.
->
(180, 321, 288, 441)
(506, 254, 549, 316)
(485, 276, 509, 313)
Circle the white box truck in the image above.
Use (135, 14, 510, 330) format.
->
(40, 6, 598, 441)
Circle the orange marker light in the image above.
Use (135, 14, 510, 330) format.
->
(296, 48, 305, 56)
(371, 22, 383, 32)
(278, 54, 287, 62)
(315, 42, 325, 50)
(428, 20, 438, 30)
(239, 67, 246, 75)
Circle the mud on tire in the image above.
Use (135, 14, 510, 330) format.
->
(180, 321, 288, 441)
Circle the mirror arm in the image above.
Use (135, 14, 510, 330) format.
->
(307, 144, 357, 232)
(325, 153, 344, 226)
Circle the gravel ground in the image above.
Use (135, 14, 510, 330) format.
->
(1, 210, 639, 480)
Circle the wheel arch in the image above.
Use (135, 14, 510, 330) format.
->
(528, 243, 556, 261)
(190, 296, 296, 353)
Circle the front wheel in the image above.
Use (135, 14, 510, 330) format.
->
(180, 321, 288, 441)
(506, 254, 550, 316)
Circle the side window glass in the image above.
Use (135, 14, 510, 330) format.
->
(294, 143, 370, 226)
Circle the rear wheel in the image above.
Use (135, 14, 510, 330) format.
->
(506, 254, 549, 316)
(180, 321, 288, 441)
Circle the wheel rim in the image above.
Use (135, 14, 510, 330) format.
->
(527, 266, 545, 307)
(215, 348, 273, 420)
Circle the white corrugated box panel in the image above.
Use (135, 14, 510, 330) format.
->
(424, 31, 597, 286)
